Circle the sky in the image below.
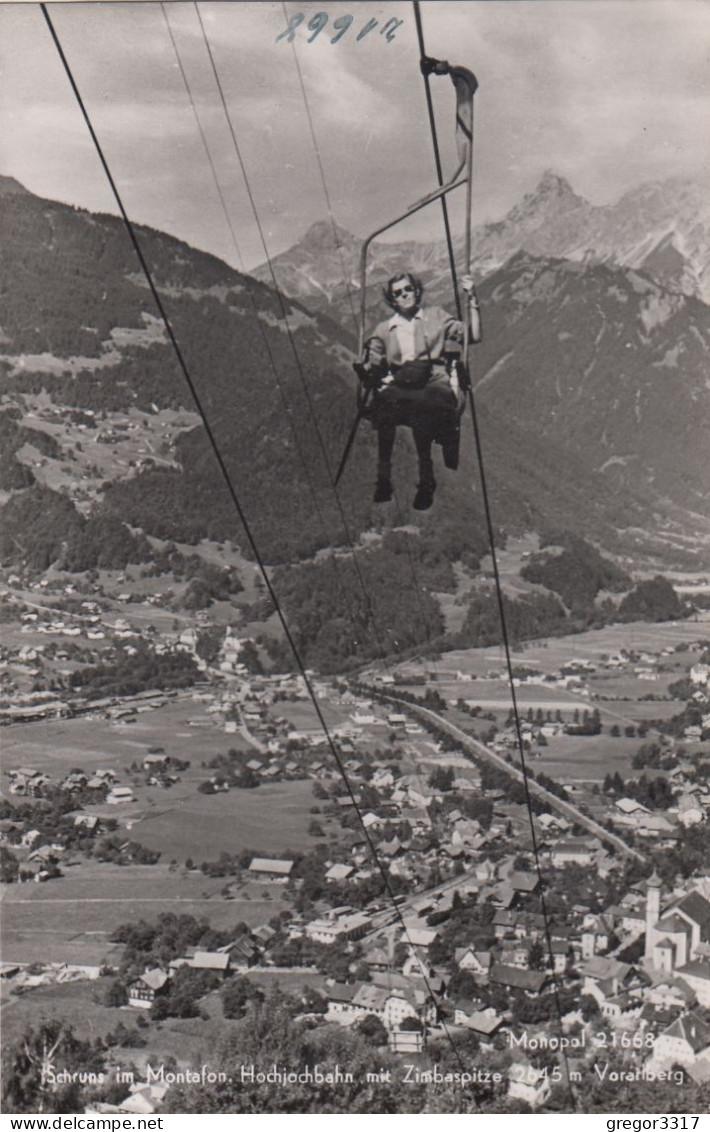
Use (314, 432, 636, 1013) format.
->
(1, 0, 708, 270)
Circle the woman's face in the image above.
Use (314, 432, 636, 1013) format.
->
(391, 278, 418, 315)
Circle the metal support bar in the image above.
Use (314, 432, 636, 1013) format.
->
(357, 63, 478, 352)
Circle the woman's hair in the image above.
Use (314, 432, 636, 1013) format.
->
(383, 272, 423, 311)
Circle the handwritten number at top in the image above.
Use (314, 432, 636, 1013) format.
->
(276, 13, 403, 44)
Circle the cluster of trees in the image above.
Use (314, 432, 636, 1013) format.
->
(452, 552, 685, 654)
(652, 700, 709, 740)
(268, 548, 446, 673)
(565, 708, 602, 736)
(631, 741, 678, 771)
(617, 576, 686, 622)
(0, 792, 118, 868)
(602, 771, 674, 810)
(455, 589, 567, 649)
(94, 835, 160, 866)
(520, 532, 631, 612)
(61, 511, 154, 572)
(0, 483, 153, 574)
(150, 967, 221, 1021)
(67, 642, 198, 699)
(0, 409, 60, 491)
(110, 911, 237, 977)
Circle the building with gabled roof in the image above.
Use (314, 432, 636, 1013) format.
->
(507, 1062, 551, 1108)
(128, 968, 170, 1009)
(651, 1012, 710, 1067)
(189, 951, 231, 974)
(644, 877, 710, 990)
(508, 870, 540, 894)
(248, 857, 294, 882)
(325, 863, 355, 883)
(455, 947, 491, 974)
(489, 964, 549, 995)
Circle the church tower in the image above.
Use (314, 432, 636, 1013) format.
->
(644, 871, 663, 963)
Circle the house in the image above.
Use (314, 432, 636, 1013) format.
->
(327, 983, 359, 1014)
(455, 947, 491, 975)
(252, 924, 277, 948)
(325, 863, 355, 883)
(388, 1030, 424, 1054)
(106, 786, 134, 805)
(228, 938, 260, 969)
(651, 1012, 710, 1068)
(349, 984, 426, 1031)
(128, 969, 170, 1009)
(489, 964, 549, 995)
(549, 838, 600, 867)
(401, 927, 438, 950)
(675, 961, 710, 1007)
(248, 858, 294, 883)
(507, 1062, 551, 1109)
(508, 871, 540, 894)
(306, 912, 369, 945)
(465, 1009, 503, 1038)
(363, 946, 391, 973)
(73, 814, 100, 832)
(189, 951, 231, 975)
(581, 916, 611, 959)
(677, 796, 705, 827)
(615, 797, 650, 815)
(579, 956, 640, 1002)
(143, 753, 170, 771)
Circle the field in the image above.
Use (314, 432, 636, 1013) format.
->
(1, 862, 291, 966)
(429, 614, 710, 677)
(2, 699, 319, 852)
(1, 698, 230, 779)
(129, 778, 318, 859)
(0, 978, 129, 1050)
(527, 734, 643, 781)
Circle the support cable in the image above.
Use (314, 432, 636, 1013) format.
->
(412, 1, 461, 321)
(281, 0, 434, 647)
(413, 2, 578, 1109)
(160, 4, 335, 565)
(40, 1, 470, 1083)
(194, 1, 397, 670)
(160, 2, 371, 657)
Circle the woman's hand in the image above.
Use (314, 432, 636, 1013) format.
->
(461, 275, 478, 304)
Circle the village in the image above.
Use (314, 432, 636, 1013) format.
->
(2, 606, 710, 1112)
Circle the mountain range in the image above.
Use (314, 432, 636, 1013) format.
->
(252, 172, 710, 325)
(0, 173, 708, 611)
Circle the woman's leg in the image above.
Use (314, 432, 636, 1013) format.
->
(412, 421, 436, 510)
(373, 418, 396, 502)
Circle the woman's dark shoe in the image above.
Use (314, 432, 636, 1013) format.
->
(373, 477, 393, 504)
(413, 478, 436, 511)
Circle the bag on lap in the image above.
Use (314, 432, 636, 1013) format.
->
(393, 359, 433, 388)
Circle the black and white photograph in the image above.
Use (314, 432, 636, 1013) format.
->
(1, 0, 709, 1119)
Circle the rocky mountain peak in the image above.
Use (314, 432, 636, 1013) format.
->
(0, 174, 31, 199)
(505, 169, 586, 225)
(297, 219, 359, 254)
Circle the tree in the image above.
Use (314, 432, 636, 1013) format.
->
(356, 1014, 389, 1046)
(0, 845, 19, 883)
(103, 979, 128, 1007)
(222, 975, 263, 1020)
(428, 766, 455, 792)
(2, 1021, 104, 1113)
(527, 941, 546, 971)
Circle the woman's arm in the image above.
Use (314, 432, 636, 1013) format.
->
(461, 275, 482, 343)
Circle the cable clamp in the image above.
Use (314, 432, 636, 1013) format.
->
(420, 54, 451, 78)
